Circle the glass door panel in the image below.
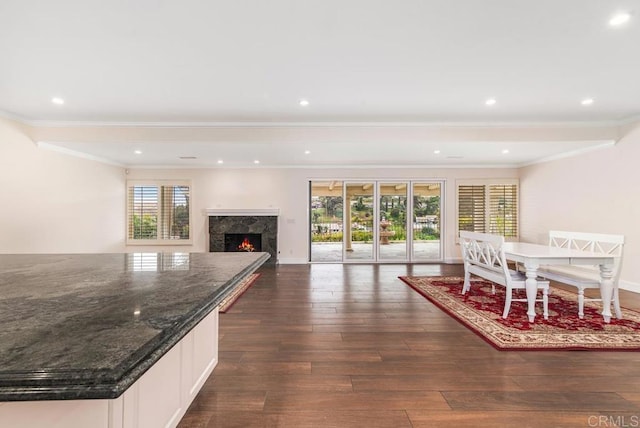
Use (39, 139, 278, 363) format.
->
(310, 181, 344, 262)
(378, 182, 408, 260)
(412, 182, 442, 260)
(344, 182, 374, 261)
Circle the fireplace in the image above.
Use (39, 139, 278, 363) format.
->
(224, 233, 262, 253)
(208, 209, 278, 264)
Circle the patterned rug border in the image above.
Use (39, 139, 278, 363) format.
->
(219, 273, 261, 313)
(399, 276, 640, 351)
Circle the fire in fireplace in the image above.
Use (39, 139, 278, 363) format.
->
(224, 233, 262, 253)
(209, 214, 277, 264)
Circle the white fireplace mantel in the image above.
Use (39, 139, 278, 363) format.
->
(206, 208, 280, 216)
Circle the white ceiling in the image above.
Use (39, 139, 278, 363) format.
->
(1, 0, 639, 167)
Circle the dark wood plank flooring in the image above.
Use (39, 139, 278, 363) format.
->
(178, 263, 640, 428)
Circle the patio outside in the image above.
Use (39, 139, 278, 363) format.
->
(311, 240, 442, 262)
(310, 180, 441, 262)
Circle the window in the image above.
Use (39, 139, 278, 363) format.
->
(457, 180, 518, 238)
(458, 184, 486, 233)
(127, 180, 191, 244)
(488, 184, 518, 237)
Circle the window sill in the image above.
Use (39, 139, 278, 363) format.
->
(126, 240, 193, 246)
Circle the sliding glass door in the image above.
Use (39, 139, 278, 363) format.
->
(378, 182, 408, 261)
(344, 182, 374, 261)
(310, 180, 443, 262)
(310, 181, 344, 262)
(412, 182, 442, 261)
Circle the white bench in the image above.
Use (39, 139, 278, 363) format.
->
(460, 231, 549, 319)
(536, 230, 625, 319)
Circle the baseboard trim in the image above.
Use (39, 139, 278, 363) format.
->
(620, 279, 640, 295)
(277, 258, 309, 264)
(277, 257, 640, 295)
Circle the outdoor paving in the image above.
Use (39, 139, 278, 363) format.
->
(310, 241, 441, 262)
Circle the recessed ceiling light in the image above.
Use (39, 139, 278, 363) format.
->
(609, 11, 631, 26)
(485, 98, 497, 106)
(217, 159, 224, 164)
(434, 150, 441, 154)
(299, 99, 310, 107)
(134, 150, 142, 155)
(304, 150, 311, 155)
(581, 98, 594, 106)
(51, 97, 64, 105)
(254, 160, 260, 164)
(502, 149, 510, 154)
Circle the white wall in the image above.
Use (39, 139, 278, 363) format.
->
(0, 118, 126, 253)
(520, 121, 640, 290)
(126, 167, 519, 262)
(8, 112, 637, 291)
(0, 115, 520, 260)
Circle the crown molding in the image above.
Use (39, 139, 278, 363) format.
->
(36, 142, 125, 167)
(518, 140, 615, 168)
(0, 109, 30, 123)
(125, 162, 522, 170)
(0, 108, 623, 130)
(618, 114, 640, 126)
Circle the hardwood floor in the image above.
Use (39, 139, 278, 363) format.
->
(178, 263, 640, 428)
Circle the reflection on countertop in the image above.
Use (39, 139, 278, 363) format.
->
(0, 251, 270, 401)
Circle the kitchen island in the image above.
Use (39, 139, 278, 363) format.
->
(0, 251, 269, 427)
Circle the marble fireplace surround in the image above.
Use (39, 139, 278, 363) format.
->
(207, 209, 278, 264)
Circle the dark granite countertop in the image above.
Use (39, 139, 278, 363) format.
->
(0, 251, 269, 401)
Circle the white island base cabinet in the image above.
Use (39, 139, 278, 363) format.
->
(0, 307, 219, 428)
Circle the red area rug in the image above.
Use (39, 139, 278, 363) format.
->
(219, 273, 260, 313)
(399, 276, 640, 351)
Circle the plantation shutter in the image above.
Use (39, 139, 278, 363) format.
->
(458, 185, 486, 233)
(489, 184, 518, 237)
(163, 185, 190, 240)
(128, 185, 159, 239)
(127, 182, 191, 243)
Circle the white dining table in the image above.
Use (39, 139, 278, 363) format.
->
(502, 242, 616, 323)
